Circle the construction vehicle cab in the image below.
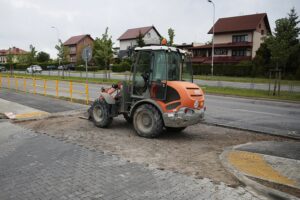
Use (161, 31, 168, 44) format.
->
(89, 45, 205, 138)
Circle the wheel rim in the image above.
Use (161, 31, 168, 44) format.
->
(136, 111, 153, 133)
(93, 105, 103, 122)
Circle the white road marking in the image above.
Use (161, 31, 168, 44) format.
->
(233, 109, 283, 117)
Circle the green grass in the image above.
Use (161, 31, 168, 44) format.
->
(2, 73, 299, 102)
(202, 85, 300, 102)
(194, 75, 300, 86)
(3, 73, 119, 85)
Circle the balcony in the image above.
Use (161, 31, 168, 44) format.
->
(192, 56, 252, 64)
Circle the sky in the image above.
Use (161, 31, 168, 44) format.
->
(0, 0, 299, 58)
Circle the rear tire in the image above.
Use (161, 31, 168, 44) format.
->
(133, 104, 163, 138)
(166, 127, 186, 132)
(90, 99, 112, 128)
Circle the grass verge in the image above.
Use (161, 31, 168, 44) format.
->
(2, 74, 299, 102)
(2, 73, 119, 85)
(202, 85, 300, 102)
(194, 75, 300, 86)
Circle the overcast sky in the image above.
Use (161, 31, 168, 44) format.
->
(0, 0, 299, 58)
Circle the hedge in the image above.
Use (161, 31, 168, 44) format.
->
(192, 62, 261, 77)
(111, 61, 131, 72)
(0, 62, 70, 71)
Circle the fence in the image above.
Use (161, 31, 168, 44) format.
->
(0, 74, 89, 104)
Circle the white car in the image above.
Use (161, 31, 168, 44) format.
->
(27, 65, 42, 73)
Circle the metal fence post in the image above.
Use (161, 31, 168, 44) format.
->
(85, 83, 89, 105)
(56, 80, 59, 98)
(70, 81, 73, 102)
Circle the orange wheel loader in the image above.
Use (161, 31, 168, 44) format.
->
(88, 45, 205, 138)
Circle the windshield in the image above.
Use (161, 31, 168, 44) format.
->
(152, 50, 193, 82)
(181, 55, 193, 82)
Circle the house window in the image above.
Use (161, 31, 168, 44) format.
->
(70, 47, 76, 54)
(232, 35, 248, 43)
(232, 49, 246, 56)
(214, 49, 227, 55)
(147, 32, 151, 38)
(261, 30, 264, 35)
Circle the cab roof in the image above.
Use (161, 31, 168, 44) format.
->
(134, 46, 186, 54)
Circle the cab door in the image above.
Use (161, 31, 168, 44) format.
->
(150, 51, 167, 101)
(132, 51, 152, 98)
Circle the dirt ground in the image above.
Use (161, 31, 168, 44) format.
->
(19, 115, 288, 187)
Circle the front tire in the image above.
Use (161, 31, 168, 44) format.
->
(90, 99, 112, 128)
(166, 127, 186, 133)
(133, 104, 163, 138)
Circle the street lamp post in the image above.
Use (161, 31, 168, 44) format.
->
(51, 26, 64, 78)
(208, 0, 215, 76)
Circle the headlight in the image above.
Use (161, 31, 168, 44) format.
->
(194, 100, 199, 108)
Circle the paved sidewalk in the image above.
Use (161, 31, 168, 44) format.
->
(0, 121, 265, 200)
(221, 141, 300, 199)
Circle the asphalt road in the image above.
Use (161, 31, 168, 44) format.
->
(7, 70, 300, 92)
(1, 77, 300, 138)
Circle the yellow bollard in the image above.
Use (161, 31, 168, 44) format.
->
(85, 83, 89, 105)
(15, 77, 18, 91)
(69, 81, 73, 102)
(7, 76, 10, 89)
(43, 80, 47, 96)
(0, 74, 2, 88)
(33, 78, 36, 95)
(56, 80, 59, 98)
(23, 78, 26, 92)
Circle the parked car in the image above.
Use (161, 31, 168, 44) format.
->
(57, 65, 67, 70)
(58, 64, 75, 70)
(26, 65, 42, 73)
(0, 66, 6, 72)
(46, 65, 57, 70)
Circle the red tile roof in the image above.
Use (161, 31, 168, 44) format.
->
(190, 42, 253, 49)
(118, 26, 161, 40)
(0, 47, 28, 55)
(63, 34, 94, 46)
(208, 13, 271, 34)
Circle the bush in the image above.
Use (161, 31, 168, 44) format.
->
(111, 60, 131, 72)
(75, 65, 98, 72)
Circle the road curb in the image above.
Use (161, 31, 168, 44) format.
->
(13, 109, 87, 123)
(220, 145, 299, 200)
(203, 121, 300, 140)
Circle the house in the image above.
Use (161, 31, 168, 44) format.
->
(118, 26, 161, 58)
(63, 34, 94, 63)
(189, 13, 271, 64)
(0, 47, 28, 64)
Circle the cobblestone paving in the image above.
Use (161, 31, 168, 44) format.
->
(0, 122, 266, 200)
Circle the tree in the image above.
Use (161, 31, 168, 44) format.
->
(168, 28, 175, 46)
(55, 40, 69, 64)
(253, 43, 271, 76)
(36, 51, 50, 63)
(288, 7, 300, 45)
(27, 44, 37, 64)
(136, 30, 145, 47)
(93, 27, 114, 78)
(264, 8, 300, 77)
